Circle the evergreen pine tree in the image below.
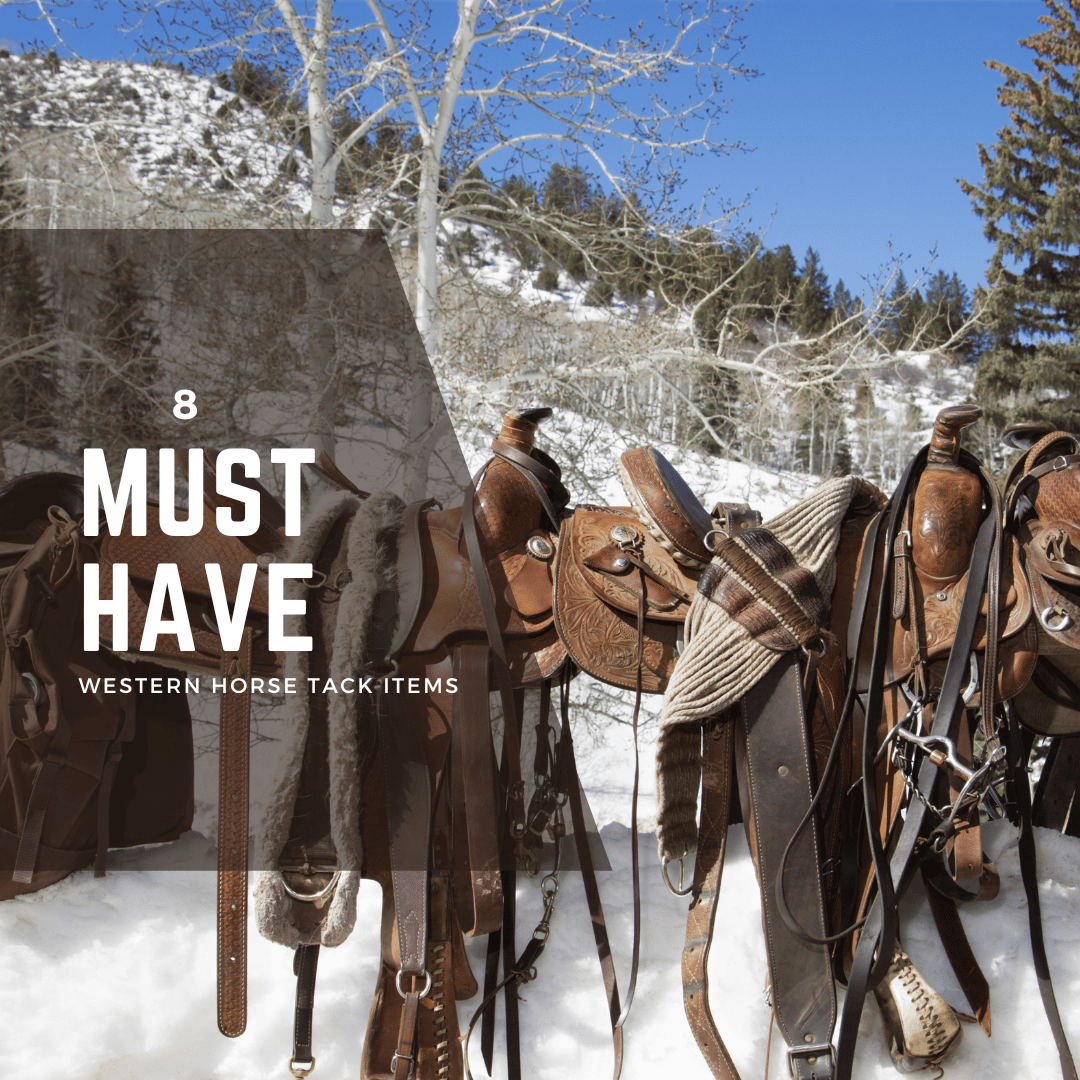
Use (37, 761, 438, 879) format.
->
(960, 0, 1080, 428)
(763, 245, 798, 319)
(793, 247, 831, 334)
(832, 279, 854, 323)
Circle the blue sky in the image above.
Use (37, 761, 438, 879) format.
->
(0, 0, 1048, 299)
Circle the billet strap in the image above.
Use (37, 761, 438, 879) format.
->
(218, 625, 254, 1038)
(681, 713, 739, 1080)
(450, 644, 503, 937)
(461, 468, 526, 848)
(735, 653, 836, 1080)
(290, 944, 320, 1077)
(392, 990, 422, 1080)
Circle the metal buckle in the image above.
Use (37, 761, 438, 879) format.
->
(788, 1042, 835, 1078)
(661, 855, 693, 897)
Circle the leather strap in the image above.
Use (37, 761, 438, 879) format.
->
(682, 714, 740, 1080)
(12, 743, 70, 884)
(736, 653, 836, 1079)
(461, 469, 527, 849)
(291, 944, 320, 1074)
(391, 991, 422, 1080)
(451, 644, 504, 937)
(1005, 698, 1079, 1080)
(218, 625, 253, 1038)
(920, 868, 991, 1035)
(379, 684, 432, 979)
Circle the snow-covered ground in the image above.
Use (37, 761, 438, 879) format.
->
(2, 743, 1078, 1080)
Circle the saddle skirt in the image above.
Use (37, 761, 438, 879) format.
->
(553, 506, 698, 692)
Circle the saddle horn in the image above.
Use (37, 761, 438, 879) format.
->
(474, 409, 561, 558)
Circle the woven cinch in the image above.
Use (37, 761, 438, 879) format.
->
(655, 475, 879, 863)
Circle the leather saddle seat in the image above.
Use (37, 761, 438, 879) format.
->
(404, 504, 564, 687)
(881, 530, 1035, 697)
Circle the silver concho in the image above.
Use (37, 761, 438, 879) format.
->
(526, 534, 555, 561)
(609, 523, 639, 545)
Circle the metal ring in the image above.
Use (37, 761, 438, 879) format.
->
(289, 1057, 315, 1078)
(395, 969, 433, 1000)
(18, 671, 45, 707)
(280, 869, 341, 902)
(1040, 605, 1074, 632)
(703, 528, 727, 553)
(661, 856, 693, 897)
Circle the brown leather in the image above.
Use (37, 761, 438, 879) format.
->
(681, 714, 740, 1080)
(450, 644, 504, 936)
(735, 655, 836, 1079)
(858, 522, 1035, 698)
(218, 626, 253, 1038)
(618, 447, 715, 567)
(553, 507, 698, 691)
(922, 867, 992, 1035)
(408, 509, 559, 663)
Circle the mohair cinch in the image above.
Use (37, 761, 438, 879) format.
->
(656, 475, 880, 864)
(253, 489, 405, 950)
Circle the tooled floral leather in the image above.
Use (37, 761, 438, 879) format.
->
(553, 508, 699, 691)
(568, 508, 696, 623)
(910, 469, 983, 584)
(887, 532, 1034, 691)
